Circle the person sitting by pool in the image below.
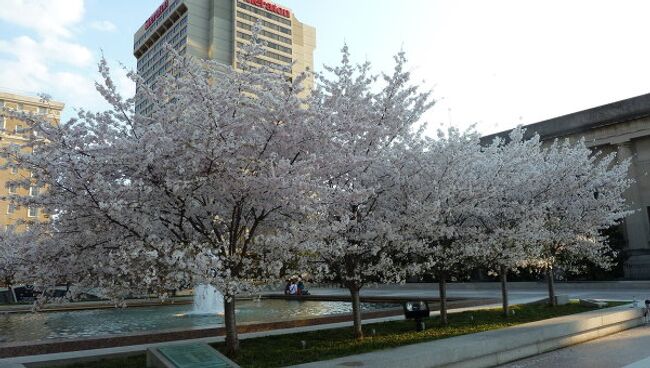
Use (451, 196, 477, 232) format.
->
(297, 278, 310, 296)
(284, 279, 291, 295)
(289, 280, 298, 295)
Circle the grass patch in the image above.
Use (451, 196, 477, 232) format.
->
(48, 301, 626, 368)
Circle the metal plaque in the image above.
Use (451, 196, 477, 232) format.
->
(157, 344, 237, 368)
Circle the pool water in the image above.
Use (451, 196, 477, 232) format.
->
(0, 299, 400, 343)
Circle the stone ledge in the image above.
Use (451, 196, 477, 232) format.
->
(289, 306, 644, 368)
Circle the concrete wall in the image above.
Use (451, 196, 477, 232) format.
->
(186, 0, 213, 60)
(291, 16, 316, 90)
(208, 0, 234, 65)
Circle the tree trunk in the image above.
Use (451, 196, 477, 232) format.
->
(349, 286, 363, 340)
(5, 278, 16, 305)
(223, 296, 239, 357)
(500, 265, 509, 318)
(438, 272, 448, 326)
(546, 267, 556, 307)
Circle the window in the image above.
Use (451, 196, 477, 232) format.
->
(236, 41, 292, 63)
(236, 12, 292, 35)
(236, 21, 291, 44)
(38, 106, 48, 115)
(6, 204, 15, 215)
(237, 31, 291, 54)
(28, 207, 38, 218)
(7, 184, 17, 194)
(10, 167, 17, 175)
(17, 103, 23, 111)
(14, 124, 21, 135)
(29, 186, 39, 196)
(0, 100, 4, 108)
(1, 116, 5, 130)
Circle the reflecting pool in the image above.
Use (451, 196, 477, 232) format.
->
(0, 299, 400, 343)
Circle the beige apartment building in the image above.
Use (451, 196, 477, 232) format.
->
(0, 92, 64, 230)
(133, 0, 316, 114)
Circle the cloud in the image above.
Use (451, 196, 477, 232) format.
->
(90, 20, 117, 32)
(0, 0, 111, 118)
(0, 0, 85, 38)
(113, 66, 136, 100)
(0, 47, 98, 110)
(0, 35, 93, 68)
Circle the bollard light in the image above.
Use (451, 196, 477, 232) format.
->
(403, 301, 430, 332)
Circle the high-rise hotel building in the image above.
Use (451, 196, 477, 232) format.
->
(0, 92, 64, 230)
(133, 0, 316, 115)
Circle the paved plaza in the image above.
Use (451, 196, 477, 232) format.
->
(283, 281, 649, 306)
(499, 324, 650, 368)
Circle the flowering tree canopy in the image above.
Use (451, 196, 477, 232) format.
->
(304, 46, 433, 339)
(531, 139, 632, 304)
(398, 128, 488, 324)
(1, 34, 320, 354)
(0, 36, 633, 352)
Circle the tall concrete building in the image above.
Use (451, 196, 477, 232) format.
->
(483, 93, 650, 279)
(133, 0, 316, 115)
(0, 92, 64, 230)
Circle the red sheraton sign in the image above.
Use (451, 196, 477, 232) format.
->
(244, 0, 291, 18)
(145, 0, 169, 30)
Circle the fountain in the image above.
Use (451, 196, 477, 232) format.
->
(188, 284, 224, 316)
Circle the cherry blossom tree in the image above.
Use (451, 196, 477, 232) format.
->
(474, 129, 548, 317)
(531, 139, 632, 305)
(0, 227, 27, 304)
(0, 224, 68, 306)
(1, 32, 318, 355)
(475, 131, 632, 313)
(398, 128, 487, 325)
(305, 46, 433, 339)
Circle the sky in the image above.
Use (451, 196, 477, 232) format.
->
(2, 0, 650, 136)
